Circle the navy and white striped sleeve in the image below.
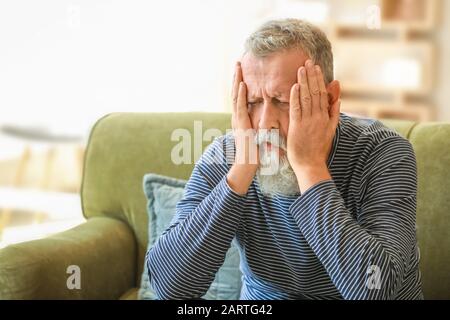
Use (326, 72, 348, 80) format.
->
(146, 136, 245, 300)
(289, 135, 418, 300)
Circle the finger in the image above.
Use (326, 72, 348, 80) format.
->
(299, 66, 311, 117)
(237, 82, 248, 118)
(289, 83, 301, 122)
(232, 62, 243, 113)
(305, 60, 321, 114)
(315, 65, 329, 114)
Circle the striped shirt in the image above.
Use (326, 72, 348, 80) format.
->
(147, 114, 423, 300)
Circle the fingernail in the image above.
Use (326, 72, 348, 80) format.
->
(300, 67, 306, 75)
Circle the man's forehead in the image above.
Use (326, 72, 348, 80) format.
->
(241, 50, 308, 97)
(241, 49, 308, 72)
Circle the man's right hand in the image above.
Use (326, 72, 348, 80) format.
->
(226, 62, 259, 196)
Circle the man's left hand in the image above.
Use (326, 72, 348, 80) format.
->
(287, 59, 341, 194)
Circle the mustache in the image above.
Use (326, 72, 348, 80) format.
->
(254, 130, 287, 151)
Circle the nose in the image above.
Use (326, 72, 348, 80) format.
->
(258, 101, 279, 131)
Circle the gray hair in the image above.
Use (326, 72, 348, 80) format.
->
(244, 19, 334, 84)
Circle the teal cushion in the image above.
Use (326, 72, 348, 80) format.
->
(139, 173, 242, 300)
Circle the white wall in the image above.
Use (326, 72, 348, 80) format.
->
(0, 0, 258, 136)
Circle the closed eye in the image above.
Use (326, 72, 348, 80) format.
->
(247, 99, 289, 108)
(272, 97, 289, 104)
(247, 101, 262, 108)
(275, 101, 290, 108)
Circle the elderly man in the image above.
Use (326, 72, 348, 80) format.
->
(147, 19, 422, 300)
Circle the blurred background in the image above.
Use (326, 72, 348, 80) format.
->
(0, 0, 449, 247)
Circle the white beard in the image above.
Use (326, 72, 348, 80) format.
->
(255, 131, 300, 197)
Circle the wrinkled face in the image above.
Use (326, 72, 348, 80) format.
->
(241, 49, 310, 197)
(241, 48, 310, 156)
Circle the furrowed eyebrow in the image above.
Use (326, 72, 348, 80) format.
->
(247, 95, 263, 102)
(248, 88, 289, 102)
(247, 96, 288, 103)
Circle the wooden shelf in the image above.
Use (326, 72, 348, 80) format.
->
(341, 83, 431, 97)
(324, 0, 439, 121)
(381, 0, 438, 30)
(342, 98, 434, 122)
(326, 0, 438, 31)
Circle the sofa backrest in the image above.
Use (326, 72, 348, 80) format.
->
(81, 113, 450, 299)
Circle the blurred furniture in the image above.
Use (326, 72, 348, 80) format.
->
(0, 113, 449, 299)
(332, 0, 438, 121)
(0, 124, 85, 240)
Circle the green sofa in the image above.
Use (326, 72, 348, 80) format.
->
(0, 113, 449, 300)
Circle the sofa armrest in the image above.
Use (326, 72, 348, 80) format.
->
(0, 217, 136, 299)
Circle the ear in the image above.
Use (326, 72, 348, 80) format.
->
(326, 80, 341, 105)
